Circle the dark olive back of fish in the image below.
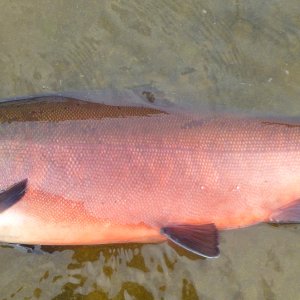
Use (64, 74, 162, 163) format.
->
(0, 96, 164, 123)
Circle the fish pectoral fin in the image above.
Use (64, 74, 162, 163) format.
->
(269, 199, 300, 223)
(0, 179, 28, 213)
(161, 223, 219, 258)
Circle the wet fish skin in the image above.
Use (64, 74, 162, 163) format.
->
(0, 95, 300, 257)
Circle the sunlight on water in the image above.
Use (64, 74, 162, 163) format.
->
(1, 224, 300, 299)
(0, 0, 300, 299)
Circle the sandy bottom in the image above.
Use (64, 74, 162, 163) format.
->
(0, 0, 300, 299)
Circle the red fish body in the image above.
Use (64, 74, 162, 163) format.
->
(0, 95, 299, 257)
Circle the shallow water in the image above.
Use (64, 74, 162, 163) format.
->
(0, 1, 300, 299)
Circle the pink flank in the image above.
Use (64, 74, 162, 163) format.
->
(0, 105, 300, 245)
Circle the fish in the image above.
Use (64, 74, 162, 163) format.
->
(1, 90, 300, 258)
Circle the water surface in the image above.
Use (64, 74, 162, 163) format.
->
(0, 1, 300, 299)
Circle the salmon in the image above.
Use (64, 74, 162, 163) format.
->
(0, 92, 300, 258)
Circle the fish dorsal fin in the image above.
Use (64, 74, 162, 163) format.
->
(0, 179, 28, 212)
(161, 223, 219, 258)
(269, 199, 300, 223)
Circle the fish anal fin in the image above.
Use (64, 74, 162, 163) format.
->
(270, 199, 300, 223)
(161, 223, 219, 258)
(0, 179, 28, 213)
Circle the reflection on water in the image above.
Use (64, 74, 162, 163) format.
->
(0, 0, 300, 299)
(2, 224, 300, 299)
(1, 242, 201, 299)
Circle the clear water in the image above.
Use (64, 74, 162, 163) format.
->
(0, 1, 300, 299)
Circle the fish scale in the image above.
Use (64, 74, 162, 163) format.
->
(0, 95, 300, 258)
